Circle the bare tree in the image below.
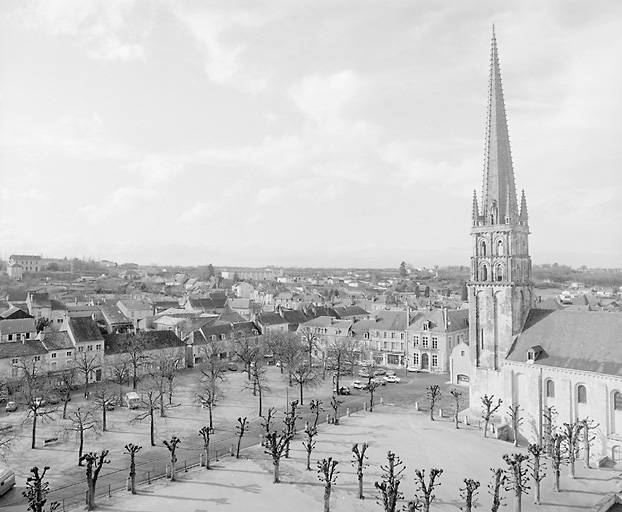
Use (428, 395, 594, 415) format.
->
(326, 337, 353, 395)
(450, 389, 462, 429)
(243, 358, 270, 417)
(163, 436, 181, 482)
(507, 404, 523, 446)
(310, 399, 323, 430)
(481, 394, 503, 438)
(561, 420, 582, 479)
(317, 457, 339, 512)
(299, 326, 318, 367)
(426, 385, 442, 421)
(73, 351, 101, 399)
(374, 451, 404, 512)
(302, 424, 318, 471)
(542, 406, 557, 455)
(265, 430, 293, 483)
(289, 358, 318, 405)
(91, 382, 116, 432)
(503, 453, 530, 512)
(152, 347, 185, 405)
(124, 443, 141, 494)
(459, 478, 480, 512)
(80, 450, 110, 511)
(367, 379, 382, 412)
(64, 406, 97, 465)
(413, 468, 443, 512)
(235, 417, 248, 458)
(330, 394, 342, 425)
(121, 333, 150, 389)
(16, 358, 55, 449)
(260, 407, 277, 447)
(284, 400, 300, 458)
(527, 444, 546, 505)
(56, 367, 77, 420)
(580, 417, 599, 469)
(131, 379, 162, 446)
(22, 466, 60, 512)
(488, 468, 506, 512)
(198, 426, 212, 469)
(232, 330, 261, 378)
(351, 443, 369, 499)
(549, 433, 566, 492)
(108, 354, 131, 402)
(195, 375, 223, 432)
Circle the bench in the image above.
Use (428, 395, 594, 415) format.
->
(44, 437, 59, 446)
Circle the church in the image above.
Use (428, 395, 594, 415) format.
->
(467, 30, 622, 463)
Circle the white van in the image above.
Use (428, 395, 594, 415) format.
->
(124, 392, 140, 409)
(0, 468, 15, 497)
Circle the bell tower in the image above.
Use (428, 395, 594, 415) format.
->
(469, 28, 534, 401)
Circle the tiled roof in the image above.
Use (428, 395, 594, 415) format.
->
(507, 310, 622, 375)
(69, 317, 104, 343)
(0, 306, 34, 320)
(100, 305, 132, 325)
(50, 299, 67, 311)
(0, 318, 37, 335)
(0, 340, 47, 359)
(9, 254, 41, 260)
(41, 331, 74, 350)
(7, 290, 28, 302)
(188, 297, 228, 310)
(219, 311, 248, 324)
(351, 318, 376, 335)
(333, 305, 369, 318)
(104, 331, 185, 355)
(257, 312, 288, 326)
(29, 293, 51, 307)
(118, 299, 152, 311)
(372, 311, 408, 331)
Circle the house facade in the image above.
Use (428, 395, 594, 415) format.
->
(8, 254, 41, 272)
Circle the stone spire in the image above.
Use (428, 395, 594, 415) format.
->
(471, 189, 480, 224)
(481, 27, 519, 225)
(519, 189, 529, 223)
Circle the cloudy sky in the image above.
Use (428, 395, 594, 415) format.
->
(0, 1, 620, 269)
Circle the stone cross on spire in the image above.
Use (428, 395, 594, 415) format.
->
(481, 26, 519, 225)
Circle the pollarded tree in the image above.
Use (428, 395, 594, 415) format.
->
(284, 400, 301, 458)
(580, 417, 599, 469)
(80, 450, 110, 511)
(481, 394, 503, 438)
(450, 389, 462, 429)
(561, 420, 582, 479)
(163, 436, 181, 482)
(302, 424, 318, 471)
(73, 351, 101, 399)
(330, 394, 342, 424)
(64, 406, 97, 465)
(374, 451, 404, 512)
(310, 399, 323, 430)
(124, 443, 141, 494)
(23, 466, 60, 512)
(542, 406, 557, 455)
(488, 468, 506, 512)
(527, 444, 546, 505)
(503, 453, 530, 512)
(260, 407, 277, 449)
(413, 468, 443, 512)
(317, 457, 339, 512)
(351, 442, 369, 500)
(550, 433, 566, 492)
(198, 426, 212, 469)
(235, 417, 248, 459)
(265, 430, 293, 483)
(507, 404, 523, 447)
(426, 385, 442, 421)
(460, 478, 480, 512)
(366, 379, 382, 412)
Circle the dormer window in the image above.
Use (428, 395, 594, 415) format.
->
(423, 321, 430, 331)
(526, 345, 543, 362)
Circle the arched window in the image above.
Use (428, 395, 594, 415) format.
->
(615, 392, 622, 411)
(495, 263, 503, 282)
(481, 265, 488, 281)
(497, 239, 504, 256)
(480, 240, 487, 256)
(577, 385, 587, 404)
(546, 380, 555, 398)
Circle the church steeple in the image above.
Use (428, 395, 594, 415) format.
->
(481, 26, 519, 225)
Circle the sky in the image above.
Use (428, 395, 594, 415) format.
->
(0, 1, 620, 269)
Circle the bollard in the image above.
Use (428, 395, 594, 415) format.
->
(148, 471, 151, 484)
(364, 402, 368, 411)
(326, 414, 330, 424)
(200, 453, 204, 467)
(415, 401, 419, 411)
(127, 476, 131, 491)
(185, 460, 188, 472)
(347, 408, 350, 417)
(230, 445, 234, 457)
(380, 397, 384, 405)
(166, 465, 170, 478)
(439, 408, 443, 418)
(463, 416, 469, 426)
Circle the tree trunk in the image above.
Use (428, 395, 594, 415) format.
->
(306, 449, 311, 471)
(102, 406, 107, 432)
(513, 491, 521, 512)
(63, 398, 69, 419)
(205, 444, 210, 470)
(79, 428, 84, 464)
(159, 391, 165, 417)
(209, 406, 214, 431)
(553, 469, 560, 492)
(31, 413, 37, 449)
(273, 459, 280, 483)
(84, 376, 90, 398)
(324, 483, 331, 512)
(150, 409, 155, 446)
(569, 452, 575, 478)
(87, 480, 96, 511)
(358, 473, 364, 499)
(170, 459, 176, 482)
(258, 386, 263, 417)
(534, 479, 540, 505)
(300, 382, 304, 405)
(483, 418, 489, 438)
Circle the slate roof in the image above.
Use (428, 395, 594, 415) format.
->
(0, 318, 37, 335)
(0, 306, 34, 320)
(41, 331, 74, 350)
(188, 297, 228, 311)
(257, 312, 289, 326)
(333, 305, 370, 318)
(351, 318, 377, 336)
(68, 317, 104, 343)
(118, 299, 152, 312)
(372, 311, 408, 331)
(9, 254, 41, 260)
(50, 299, 67, 311)
(507, 310, 622, 375)
(104, 331, 185, 355)
(152, 316, 186, 327)
(100, 305, 132, 325)
(29, 293, 51, 307)
(7, 290, 28, 302)
(0, 340, 47, 359)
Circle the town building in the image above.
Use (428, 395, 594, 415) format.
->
(8, 254, 41, 272)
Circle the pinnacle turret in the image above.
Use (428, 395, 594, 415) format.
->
(519, 189, 529, 223)
(472, 190, 480, 224)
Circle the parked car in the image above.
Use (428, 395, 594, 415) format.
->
(335, 386, 351, 395)
(227, 362, 238, 371)
(371, 377, 386, 386)
(352, 380, 368, 390)
(385, 370, 396, 377)
(0, 468, 15, 497)
(373, 369, 387, 376)
(383, 375, 402, 383)
(266, 359, 276, 366)
(406, 366, 419, 373)
(357, 369, 371, 378)
(5, 401, 17, 413)
(48, 394, 62, 405)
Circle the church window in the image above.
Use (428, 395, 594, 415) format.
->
(481, 265, 488, 281)
(495, 263, 504, 282)
(615, 392, 622, 411)
(577, 385, 587, 404)
(497, 239, 504, 256)
(480, 240, 487, 256)
(546, 380, 555, 398)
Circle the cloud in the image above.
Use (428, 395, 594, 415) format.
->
(82, 186, 158, 225)
(11, 0, 151, 62)
(171, 5, 270, 93)
(125, 155, 184, 186)
(181, 201, 218, 223)
(256, 186, 284, 206)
